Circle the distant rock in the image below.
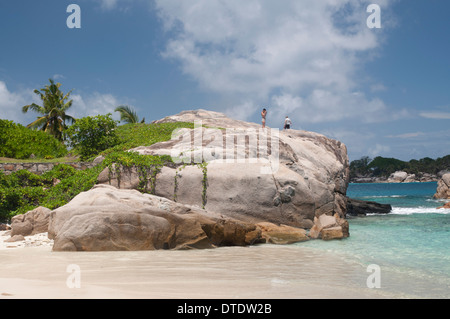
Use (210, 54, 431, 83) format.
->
(387, 171, 409, 183)
(434, 173, 450, 199)
(391, 171, 408, 181)
(346, 197, 392, 216)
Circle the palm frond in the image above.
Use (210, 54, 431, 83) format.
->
(26, 116, 48, 130)
(114, 105, 140, 124)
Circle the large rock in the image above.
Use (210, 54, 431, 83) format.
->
(434, 173, 450, 199)
(49, 184, 316, 251)
(10, 206, 51, 236)
(98, 109, 350, 230)
(346, 197, 392, 216)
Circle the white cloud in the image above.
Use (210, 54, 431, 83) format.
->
(97, 0, 134, 12)
(155, 0, 394, 123)
(0, 81, 38, 124)
(70, 92, 124, 120)
(99, 0, 119, 11)
(419, 112, 450, 120)
(386, 132, 424, 139)
(368, 143, 391, 157)
(52, 74, 65, 80)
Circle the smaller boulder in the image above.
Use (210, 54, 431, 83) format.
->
(11, 206, 51, 237)
(0, 224, 11, 231)
(434, 174, 450, 199)
(309, 213, 349, 240)
(5, 234, 25, 242)
(256, 222, 309, 244)
(437, 202, 450, 209)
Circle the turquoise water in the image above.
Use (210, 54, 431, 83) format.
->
(300, 182, 450, 298)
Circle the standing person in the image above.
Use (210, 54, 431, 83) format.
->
(284, 116, 292, 130)
(261, 108, 267, 128)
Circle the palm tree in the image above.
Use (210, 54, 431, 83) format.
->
(22, 79, 75, 141)
(114, 105, 145, 124)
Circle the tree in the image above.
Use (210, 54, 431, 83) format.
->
(349, 156, 372, 178)
(367, 156, 407, 177)
(114, 105, 145, 124)
(66, 114, 119, 160)
(22, 79, 75, 141)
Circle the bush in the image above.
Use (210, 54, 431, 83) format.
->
(0, 119, 68, 159)
(42, 164, 76, 180)
(66, 114, 119, 160)
(41, 165, 103, 210)
(0, 164, 100, 222)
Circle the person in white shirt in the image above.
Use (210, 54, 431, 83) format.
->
(284, 116, 292, 130)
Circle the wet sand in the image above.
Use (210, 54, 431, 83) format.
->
(0, 232, 395, 299)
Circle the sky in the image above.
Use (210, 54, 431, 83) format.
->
(0, 0, 449, 162)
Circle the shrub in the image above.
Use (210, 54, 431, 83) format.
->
(66, 114, 119, 160)
(0, 185, 47, 222)
(42, 164, 76, 180)
(41, 165, 103, 210)
(0, 164, 100, 222)
(0, 119, 68, 159)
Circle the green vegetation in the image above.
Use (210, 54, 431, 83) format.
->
(103, 151, 172, 194)
(0, 120, 197, 223)
(99, 121, 195, 156)
(22, 79, 75, 141)
(115, 105, 145, 124)
(197, 161, 208, 209)
(350, 155, 450, 179)
(66, 114, 120, 161)
(0, 164, 101, 222)
(0, 119, 68, 159)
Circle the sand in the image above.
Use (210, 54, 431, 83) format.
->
(0, 230, 395, 299)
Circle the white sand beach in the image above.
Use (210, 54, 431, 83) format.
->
(0, 230, 399, 299)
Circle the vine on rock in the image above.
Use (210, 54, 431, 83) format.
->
(104, 151, 208, 208)
(103, 151, 171, 194)
(197, 161, 208, 209)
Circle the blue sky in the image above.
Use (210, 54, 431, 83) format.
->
(0, 0, 449, 162)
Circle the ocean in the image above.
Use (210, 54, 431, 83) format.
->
(300, 181, 450, 298)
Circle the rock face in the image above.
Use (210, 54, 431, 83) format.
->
(10, 206, 51, 236)
(49, 184, 314, 251)
(434, 173, 450, 199)
(98, 109, 350, 230)
(346, 198, 392, 216)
